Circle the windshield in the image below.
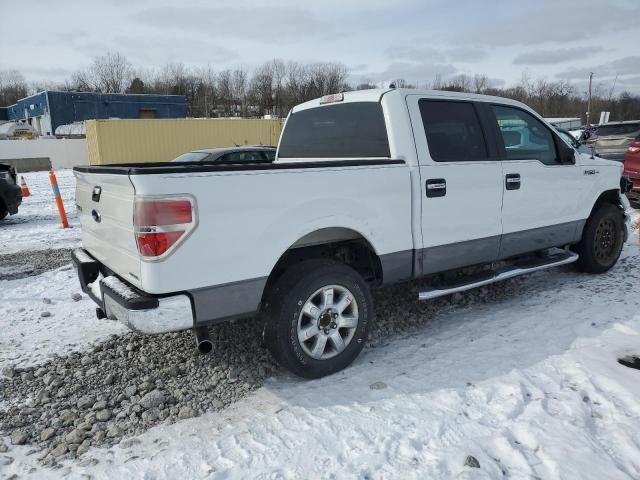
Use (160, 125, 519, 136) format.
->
(172, 152, 210, 162)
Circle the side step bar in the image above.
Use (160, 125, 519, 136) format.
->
(418, 252, 579, 301)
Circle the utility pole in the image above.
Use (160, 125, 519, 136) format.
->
(587, 72, 594, 126)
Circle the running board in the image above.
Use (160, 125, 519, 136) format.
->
(418, 252, 579, 301)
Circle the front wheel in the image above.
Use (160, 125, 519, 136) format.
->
(574, 202, 624, 273)
(263, 259, 374, 379)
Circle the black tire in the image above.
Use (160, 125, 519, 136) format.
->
(574, 202, 624, 273)
(263, 259, 374, 379)
(626, 194, 640, 210)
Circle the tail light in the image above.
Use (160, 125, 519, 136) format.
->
(133, 196, 197, 259)
(584, 138, 596, 145)
(628, 141, 640, 153)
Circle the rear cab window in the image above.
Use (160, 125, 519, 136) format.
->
(278, 102, 390, 158)
(172, 152, 210, 163)
(419, 100, 489, 161)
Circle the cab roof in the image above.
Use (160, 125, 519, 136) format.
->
(291, 88, 533, 113)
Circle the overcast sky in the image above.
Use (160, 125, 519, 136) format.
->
(2, 0, 639, 95)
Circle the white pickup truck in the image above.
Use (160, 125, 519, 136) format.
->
(73, 88, 632, 378)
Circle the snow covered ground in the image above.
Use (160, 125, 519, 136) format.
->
(1, 216, 639, 478)
(1, 169, 80, 255)
(0, 169, 124, 370)
(1, 169, 639, 478)
(0, 265, 127, 369)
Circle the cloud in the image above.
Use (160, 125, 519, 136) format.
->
(367, 61, 457, 84)
(131, 6, 327, 43)
(385, 46, 446, 63)
(458, 1, 640, 46)
(514, 47, 604, 65)
(557, 56, 640, 79)
(446, 47, 487, 62)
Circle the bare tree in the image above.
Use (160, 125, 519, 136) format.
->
(217, 69, 233, 115)
(93, 52, 132, 93)
(473, 74, 488, 94)
(0, 70, 28, 105)
(231, 68, 248, 116)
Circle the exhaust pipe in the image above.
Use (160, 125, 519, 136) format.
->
(193, 326, 213, 354)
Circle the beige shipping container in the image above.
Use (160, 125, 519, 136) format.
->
(85, 118, 284, 165)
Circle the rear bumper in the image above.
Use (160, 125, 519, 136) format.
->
(71, 248, 194, 334)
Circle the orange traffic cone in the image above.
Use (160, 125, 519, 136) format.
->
(20, 176, 31, 197)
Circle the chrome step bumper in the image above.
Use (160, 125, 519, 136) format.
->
(71, 248, 194, 334)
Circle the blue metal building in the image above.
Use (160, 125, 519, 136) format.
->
(4, 91, 187, 136)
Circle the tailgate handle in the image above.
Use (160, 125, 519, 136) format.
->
(92, 186, 102, 202)
(426, 178, 446, 198)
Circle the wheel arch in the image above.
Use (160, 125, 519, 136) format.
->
(262, 227, 385, 305)
(591, 189, 624, 213)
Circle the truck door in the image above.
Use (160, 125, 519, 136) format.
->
(485, 104, 584, 259)
(406, 96, 504, 275)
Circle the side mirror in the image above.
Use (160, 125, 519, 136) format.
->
(559, 143, 575, 164)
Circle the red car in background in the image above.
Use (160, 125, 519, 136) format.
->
(623, 134, 640, 208)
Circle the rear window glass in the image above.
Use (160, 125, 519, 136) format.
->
(172, 152, 210, 162)
(419, 100, 488, 161)
(596, 123, 640, 136)
(278, 103, 390, 158)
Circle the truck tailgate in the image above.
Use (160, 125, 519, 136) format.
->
(74, 170, 142, 288)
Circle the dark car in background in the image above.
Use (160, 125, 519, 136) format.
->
(172, 146, 276, 163)
(0, 163, 22, 220)
(623, 134, 640, 208)
(585, 121, 640, 161)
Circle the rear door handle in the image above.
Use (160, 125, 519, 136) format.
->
(426, 178, 446, 197)
(505, 173, 520, 190)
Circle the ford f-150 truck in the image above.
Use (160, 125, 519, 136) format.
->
(72, 88, 632, 378)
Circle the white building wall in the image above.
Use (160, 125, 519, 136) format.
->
(0, 138, 88, 169)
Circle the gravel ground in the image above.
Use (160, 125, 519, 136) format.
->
(0, 248, 73, 281)
(0, 270, 526, 466)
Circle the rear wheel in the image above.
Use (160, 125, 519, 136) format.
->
(263, 259, 373, 379)
(574, 203, 624, 273)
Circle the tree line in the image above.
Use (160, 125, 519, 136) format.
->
(2, 52, 640, 122)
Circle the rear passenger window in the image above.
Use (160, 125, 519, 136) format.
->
(419, 100, 488, 161)
(492, 105, 558, 165)
(278, 103, 390, 158)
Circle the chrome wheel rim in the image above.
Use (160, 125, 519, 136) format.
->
(297, 285, 359, 360)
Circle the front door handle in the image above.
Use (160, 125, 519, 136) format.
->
(426, 178, 446, 197)
(505, 173, 520, 190)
